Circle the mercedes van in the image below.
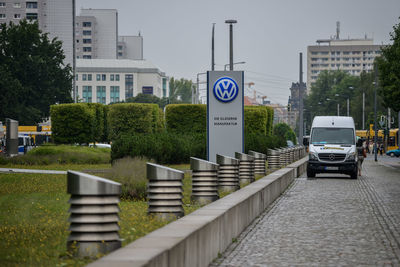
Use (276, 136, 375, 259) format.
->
(307, 116, 358, 179)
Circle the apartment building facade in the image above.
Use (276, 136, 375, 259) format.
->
(307, 38, 382, 92)
(0, 0, 74, 67)
(75, 59, 169, 104)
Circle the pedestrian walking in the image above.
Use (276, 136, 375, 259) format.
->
(357, 139, 366, 176)
(379, 143, 384, 155)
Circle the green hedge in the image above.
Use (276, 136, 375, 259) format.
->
(111, 132, 206, 164)
(108, 103, 162, 140)
(165, 104, 206, 134)
(245, 133, 286, 155)
(244, 106, 268, 135)
(266, 106, 274, 135)
(273, 123, 297, 145)
(87, 103, 104, 143)
(50, 103, 96, 144)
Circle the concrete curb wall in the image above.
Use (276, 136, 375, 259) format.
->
(287, 156, 308, 178)
(89, 157, 308, 267)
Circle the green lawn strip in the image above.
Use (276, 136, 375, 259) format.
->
(0, 163, 111, 171)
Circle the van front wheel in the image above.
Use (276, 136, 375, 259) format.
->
(350, 168, 358, 179)
(307, 168, 315, 178)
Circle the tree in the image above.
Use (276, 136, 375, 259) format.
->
(376, 18, 400, 112)
(0, 20, 72, 125)
(273, 123, 297, 145)
(126, 93, 169, 109)
(169, 77, 193, 103)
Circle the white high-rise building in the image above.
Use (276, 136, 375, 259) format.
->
(77, 9, 118, 59)
(307, 37, 383, 92)
(118, 35, 143, 60)
(0, 0, 75, 67)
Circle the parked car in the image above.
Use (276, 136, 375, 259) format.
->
(89, 143, 111, 149)
(386, 148, 400, 157)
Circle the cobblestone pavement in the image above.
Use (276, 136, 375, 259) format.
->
(214, 158, 400, 266)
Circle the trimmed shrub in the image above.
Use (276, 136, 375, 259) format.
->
(245, 133, 286, 155)
(266, 106, 274, 135)
(108, 103, 160, 140)
(102, 105, 110, 142)
(273, 123, 297, 145)
(244, 106, 268, 135)
(111, 132, 206, 164)
(87, 103, 104, 143)
(50, 103, 95, 144)
(165, 104, 206, 134)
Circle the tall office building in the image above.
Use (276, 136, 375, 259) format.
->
(0, 0, 75, 67)
(307, 24, 383, 92)
(76, 9, 118, 59)
(118, 35, 143, 60)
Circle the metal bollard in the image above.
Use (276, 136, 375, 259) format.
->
(267, 149, 280, 171)
(216, 154, 240, 192)
(285, 148, 290, 165)
(290, 147, 295, 163)
(67, 171, 122, 258)
(147, 163, 184, 219)
(5, 118, 18, 156)
(248, 150, 267, 175)
(279, 148, 286, 167)
(235, 152, 255, 186)
(190, 157, 219, 205)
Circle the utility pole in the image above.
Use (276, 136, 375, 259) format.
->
(362, 89, 365, 130)
(347, 98, 349, 117)
(337, 103, 339, 116)
(211, 23, 215, 71)
(374, 68, 378, 162)
(225, 20, 237, 71)
(299, 53, 304, 144)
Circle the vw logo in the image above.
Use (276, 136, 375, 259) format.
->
(213, 77, 239, 103)
(329, 154, 335, 161)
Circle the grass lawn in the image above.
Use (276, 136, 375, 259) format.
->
(0, 163, 200, 266)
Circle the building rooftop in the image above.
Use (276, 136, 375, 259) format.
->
(76, 59, 165, 75)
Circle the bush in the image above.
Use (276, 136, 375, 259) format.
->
(245, 133, 286, 155)
(244, 106, 268, 135)
(266, 106, 274, 135)
(111, 132, 206, 164)
(273, 123, 297, 145)
(165, 104, 206, 134)
(87, 103, 104, 143)
(108, 103, 161, 140)
(107, 157, 149, 200)
(50, 103, 95, 144)
(0, 144, 111, 165)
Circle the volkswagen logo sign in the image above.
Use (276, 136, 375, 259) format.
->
(213, 77, 239, 103)
(329, 154, 335, 161)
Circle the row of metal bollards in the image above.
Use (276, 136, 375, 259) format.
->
(267, 145, 306, 171)
(67, 146, 305, 257)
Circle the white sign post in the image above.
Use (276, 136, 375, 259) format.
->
(207, 71, 244, 163)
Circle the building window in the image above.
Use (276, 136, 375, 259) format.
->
(96, 74, 100, 81)
(311, 52, 318, 55)
(75, 74, 78, 81)
(13, 3, 21, 8)
(118, 45, 123, 50)
(82, 74, 87, 81)
(0, 3, 5, 8)
(83, 30, 91, 36)
(83, 47, 91, 52)
(142, 86, 153, 94)
(82, 55, 91, 59)
(26, 13, 38, 20)
(0, 13, 5, 19)
(343, 51, 350, 55)
(26, 2, 37, 8)
(118, 52, 123, 57)
(14, 14, 21, 19)
(311, 58, 318, 62)
(110, 74, 114, 81)
(320, 51, 329, 55)
(116, 74, 120, 81)
(82, 22, 91, 27)
(125, 74, 133, 99)
(96, 86, 106, 104)
(88, 74, 92, 81)
(83, 86, 92, 103)
(110, 86, 120, 103)
(102, 74, 106, 81)
(83, 39, 92, 44)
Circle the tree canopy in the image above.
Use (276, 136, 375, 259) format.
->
(169, 77, 193, 103)
(376, 18, 400, 112)
(126, 93, 169, 109)
(0, 20, 72, 125)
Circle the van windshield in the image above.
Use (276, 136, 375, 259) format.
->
(311, 128, 354, 145)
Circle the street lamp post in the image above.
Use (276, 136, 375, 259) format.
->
(196, 72, 207, 104)
(374, 68, 378, 162)
(225, 20, 237, 71)
(224, 61, 245, 71)
(347, 86, 353, 117)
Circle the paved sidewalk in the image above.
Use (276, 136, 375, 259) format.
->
(0, 167, 66, 174)
(214, 159, 400, 266)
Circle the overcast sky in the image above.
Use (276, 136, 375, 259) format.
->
(76, 0, 400, 105)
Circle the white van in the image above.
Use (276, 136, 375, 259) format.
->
(307, 116, 358, 179)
